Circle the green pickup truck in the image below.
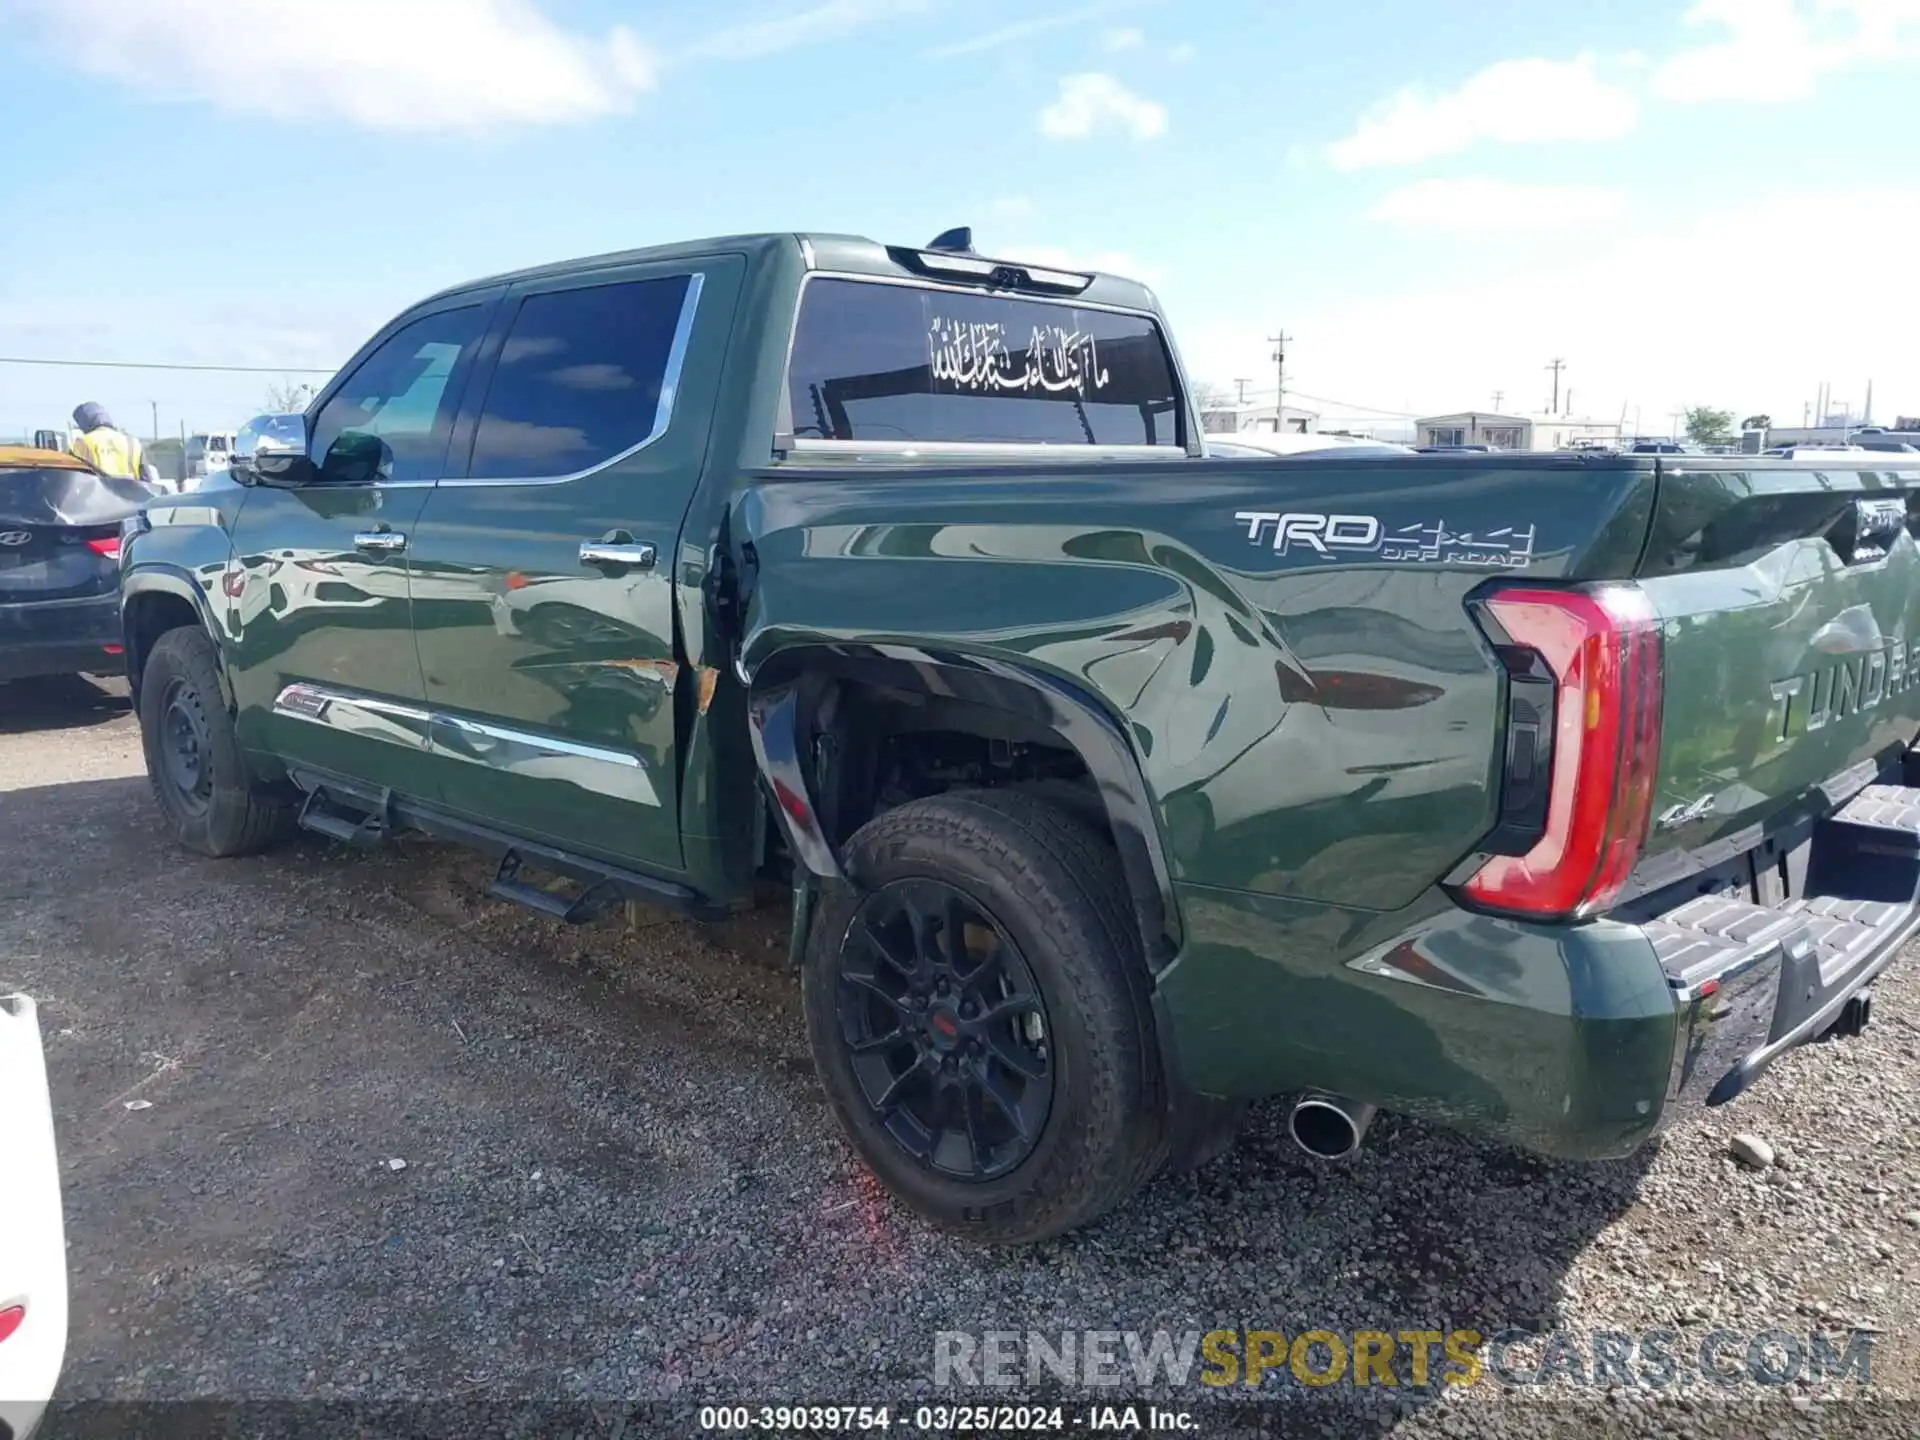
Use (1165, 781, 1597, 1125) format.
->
(119, 229, 1920, 1243)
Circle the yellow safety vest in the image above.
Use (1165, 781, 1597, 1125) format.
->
(71, 426, 144, 479)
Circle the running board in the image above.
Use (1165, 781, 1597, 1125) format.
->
(297, 786, 392, 846)
(488, 851, 625, 925)
(285, 767, 728, 923)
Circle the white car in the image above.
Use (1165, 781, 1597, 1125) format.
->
(0, 996, 67, 1439)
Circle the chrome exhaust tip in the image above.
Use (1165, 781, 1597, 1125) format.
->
(1288, 1092, 1377, 1160)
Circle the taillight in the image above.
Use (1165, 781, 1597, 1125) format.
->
(85, 535, 120, 560)
(0, 1303, 23, 1344)
(1460, 584, 1664, 920)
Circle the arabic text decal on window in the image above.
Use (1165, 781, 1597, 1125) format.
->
(926, 318, 1112, 397)
(787, 278, 1181, 447)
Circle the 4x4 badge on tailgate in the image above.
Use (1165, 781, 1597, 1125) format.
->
(1657, 794, 1717, 830)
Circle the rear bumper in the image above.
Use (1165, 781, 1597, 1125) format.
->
(0, 594, 122, 682)
(1154, 775, 1920, 1161)
(1651, 783, 1920, 1111)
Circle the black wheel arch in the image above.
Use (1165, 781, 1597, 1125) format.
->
(122, 567, 226, 709)
(745, 643, 1182, 972)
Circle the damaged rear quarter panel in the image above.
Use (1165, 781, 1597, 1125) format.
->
(733, 454, 1658, 915)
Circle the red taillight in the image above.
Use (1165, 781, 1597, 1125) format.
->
(86, 535, 120, 559)
(1462, 584, 1663, 920)
(0, 1303, 24, 1345)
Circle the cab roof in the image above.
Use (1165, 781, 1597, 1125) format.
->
(426, 232, 1163, 315)
(0, 445, 89, 471)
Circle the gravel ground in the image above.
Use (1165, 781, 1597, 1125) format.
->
(4, 673, 1919, 1437)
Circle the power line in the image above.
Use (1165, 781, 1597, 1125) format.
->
(1226, 381, 1418, 419)
(0, 355, 336, 375)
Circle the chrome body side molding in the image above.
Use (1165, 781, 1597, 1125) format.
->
(272, 681, 659, 806)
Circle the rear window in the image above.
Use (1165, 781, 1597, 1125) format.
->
(787, 278, 1183, 448)
(467, 274, 694, 481)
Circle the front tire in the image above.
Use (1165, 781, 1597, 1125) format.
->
(802, 791, 1164, 1243)
(138, 627, 294, 857)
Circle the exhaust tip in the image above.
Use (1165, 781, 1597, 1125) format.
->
(1288, 1093, 1376, 1160)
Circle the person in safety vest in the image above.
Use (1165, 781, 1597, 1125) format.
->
(68, 402, 152, 483)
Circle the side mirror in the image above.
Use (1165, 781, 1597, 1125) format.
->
(251, 448, 319, 487)
(318, 431, 393, 485)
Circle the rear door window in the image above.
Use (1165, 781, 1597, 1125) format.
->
(465, 274, 695, 481)
(786, 278, 1183, 447)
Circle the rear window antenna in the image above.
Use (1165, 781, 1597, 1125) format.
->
(926, 226, 974, 253)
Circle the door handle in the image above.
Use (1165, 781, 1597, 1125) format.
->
(353, 530, 407, 554)
(579, 541, 657, 570)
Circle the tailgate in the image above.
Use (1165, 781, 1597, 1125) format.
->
(1635, 458, 1920, 877)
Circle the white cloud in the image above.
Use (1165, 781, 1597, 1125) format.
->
(1327, 55, 1637, 169)
(1038, 72, 1167, 140)
(1651, 0, 1920, 104)
(1368, 177, 1627, 230)
(682, 0, 931, 62)
(1102, 25, 1145, 51)
(928, 1, 1143, 59)
(987, 195, 1039, 222)
(1168, 42, 1198, 63)
(9, 0, 659, 131)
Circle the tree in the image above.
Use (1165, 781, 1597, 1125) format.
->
(1739, 414, 1771, 432)
(1684, 406, 1735, 446)
(262, 378, 317, 414)
(1191, 380, 1233, 414)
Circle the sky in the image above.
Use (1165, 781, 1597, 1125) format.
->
(1, 0, 1916, 442)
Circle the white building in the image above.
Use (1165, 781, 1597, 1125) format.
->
(1532, 416, 1623, 451)
(1415, 411, 1531, 449)
(1199, 402, 1321, 436)
(1415, 411, 1622, 451)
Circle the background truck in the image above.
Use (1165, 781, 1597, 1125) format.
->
(118, 229, 1920, 1243)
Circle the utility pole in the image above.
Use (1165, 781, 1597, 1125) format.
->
(1233, 378, 1252, 405)
(1565, 389, 1574, 418)
(1268, 330, 1291, 426)
(1545, 357, 1566, 415)
(150, 401, 159, 444)
(1491, 390, 1504, 410)
(1668, 410, 1684, 442)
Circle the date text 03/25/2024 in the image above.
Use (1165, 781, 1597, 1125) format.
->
(698, 1405, 1198, 1432)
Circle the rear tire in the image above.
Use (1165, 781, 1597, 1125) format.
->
(138, 627, 294, 857)
(802, 790, 1164, 1243)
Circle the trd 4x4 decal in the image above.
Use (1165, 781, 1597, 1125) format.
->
(1236, 511, 1538, 568)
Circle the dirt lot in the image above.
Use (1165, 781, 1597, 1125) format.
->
(6, 674, 1920, 1436)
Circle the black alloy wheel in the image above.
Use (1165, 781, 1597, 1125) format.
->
(835, 878, 1054, 1181)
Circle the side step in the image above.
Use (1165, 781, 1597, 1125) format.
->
(297, 786, 392, 846)
(286, 765, 728, 923)
(487, 850, 624, 925)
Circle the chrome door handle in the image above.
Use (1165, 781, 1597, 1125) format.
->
(353, 530, 407, 554)
(579, 541, 656, 570)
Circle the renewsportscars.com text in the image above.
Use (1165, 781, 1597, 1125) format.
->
(934, 1327, 1876, 1391)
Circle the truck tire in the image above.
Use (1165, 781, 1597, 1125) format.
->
(802, 790, 1164, 1243)
(138, 626, 294, 857)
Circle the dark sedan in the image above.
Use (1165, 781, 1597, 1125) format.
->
(0, 446, 151, 683)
